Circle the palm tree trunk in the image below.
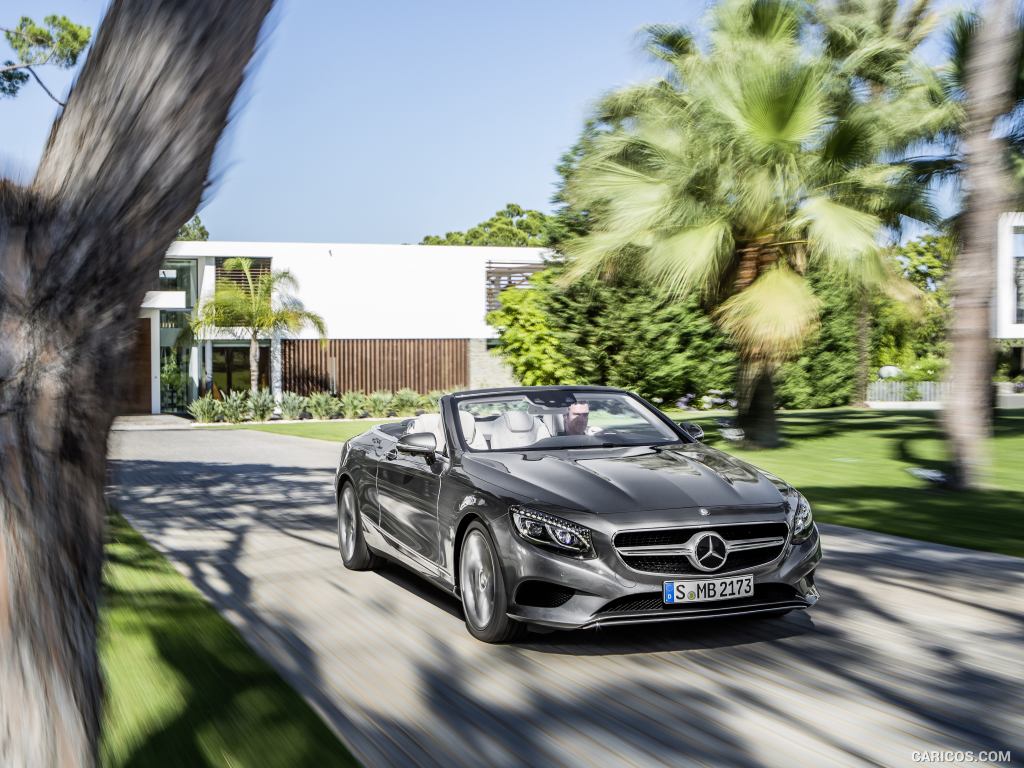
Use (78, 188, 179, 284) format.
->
(945, 0, 1017, 489)
(250, 335, 261, 393)
(735, 354, 780, 448)
(854, 289, 871, 406)
(0, 2, 271, 764)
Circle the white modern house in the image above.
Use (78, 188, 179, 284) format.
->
(131, 241, 547, 414)
(996, 214, 1024, 341)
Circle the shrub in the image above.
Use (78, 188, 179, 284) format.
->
(187, 393, 221, 423)
(392, 388, 421, 416)
(338, 391, 366, 419)
(421, 390, 444, 412)
(366, 390, 393, 417)
(280, 392, 307, 420)
(220, 390, 251, 423)
(307, 391, 340, 420)
(250, 389, 276, 421)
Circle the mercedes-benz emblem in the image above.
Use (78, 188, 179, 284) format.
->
(692, 531, 728, 572)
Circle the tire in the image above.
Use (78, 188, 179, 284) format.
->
(458, 522, 525, 643)
(337, 482, 379, 571)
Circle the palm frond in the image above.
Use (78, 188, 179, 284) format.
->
(715, 264, 819, 360)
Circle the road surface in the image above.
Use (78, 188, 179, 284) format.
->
(107, 425, 1024, 768)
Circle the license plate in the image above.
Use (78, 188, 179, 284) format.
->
(663, 574, 753, 604)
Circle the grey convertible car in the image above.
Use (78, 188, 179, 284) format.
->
(334, 386, 821, 642)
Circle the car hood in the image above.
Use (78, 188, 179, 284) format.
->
(461, 443, 787, 514)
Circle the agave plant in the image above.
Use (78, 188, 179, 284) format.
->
(249, 388, 276, 421)
(420, 390, 444, 412)
(219, 390, 251, 424)
(279, 391, 307, 420)
(187, 393, 221, 423)
(338, 391, 366, 419)
(365, 390, 394, 418)
(307, 391, 340, 420)
(392, 388, 422, 416)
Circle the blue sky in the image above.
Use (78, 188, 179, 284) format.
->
(4, 1, 710, 243)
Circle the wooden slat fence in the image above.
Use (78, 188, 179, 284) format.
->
(282, 338, 468, 394)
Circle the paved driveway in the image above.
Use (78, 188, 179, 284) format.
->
(107, 427, 1024, 768)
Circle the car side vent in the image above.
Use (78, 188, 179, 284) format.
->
(514, 581, 575, 608)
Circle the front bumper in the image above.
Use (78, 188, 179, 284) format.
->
(492, 516, 822, 630)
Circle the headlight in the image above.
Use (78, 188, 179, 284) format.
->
(510, 505, 595, 558)
(790, 493, 815, 543)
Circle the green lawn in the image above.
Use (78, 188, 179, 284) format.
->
(234, 420, 389, 442)
(101, 512, 357, 767)
(684, 409, 1024, 558)
(232, 409, 1024, 557)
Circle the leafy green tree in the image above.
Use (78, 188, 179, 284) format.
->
(422, 203, 560, 246)
(175, 214, 209, 241)
(563, 1, 946, 446)
(191, 257, 326, 393)
(872, 234, 953, 369)
(487, 270, 576, 385)
(1, 14, 90, 104)
(488, 263, 737, 402)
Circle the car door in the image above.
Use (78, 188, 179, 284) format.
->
(375, 434, 445, 573)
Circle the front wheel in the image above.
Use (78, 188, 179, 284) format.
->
(459, 522, 524, 643)
(337, 483, 379, 570)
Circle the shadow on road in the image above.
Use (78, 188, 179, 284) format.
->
(107, 447, 1024, 767)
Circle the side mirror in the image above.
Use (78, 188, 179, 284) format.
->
(396, 432, 437, 458)
(679, 421, 704, 442)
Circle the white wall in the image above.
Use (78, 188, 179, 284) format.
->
(169, 241, 549, 340)
(996, 213, 1024, 340)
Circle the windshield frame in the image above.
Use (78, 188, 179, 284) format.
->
(450, 389, 690, 454)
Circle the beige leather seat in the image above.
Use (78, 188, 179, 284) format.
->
(407, 413, 446, 453)
(488, 411, 551, 450)
(459, 411, 488, 450)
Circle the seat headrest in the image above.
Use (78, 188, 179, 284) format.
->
(502, 411, 537, 433)
(458, 411, 476, 441)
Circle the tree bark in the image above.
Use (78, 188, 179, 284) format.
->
(854, 289, 871, 407)
(250, 335, 261, 393)
(0, 2, 272, 765)
(736, 355, 780, 448)
(944, 0, 1018, 489)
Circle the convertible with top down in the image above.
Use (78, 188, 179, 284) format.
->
(334, 385, 821, 642)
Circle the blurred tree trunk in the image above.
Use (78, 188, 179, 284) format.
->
(945, 0, 1018, 490)
(250, 334, 261, 392)
(736, 357, 779, 448)
(0, 2, 272, 765)
(854, 289, 870, 406)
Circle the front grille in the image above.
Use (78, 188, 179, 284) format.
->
(613, 521, 788, 575)
(599, 583, 799, 615)
(514, 580, 575, 608)
(615, 522, 788, 548)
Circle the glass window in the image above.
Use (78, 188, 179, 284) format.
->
(456, 390, 680, 452)
(1014, 228, 1024, 323)
(157, 259, 197, 308)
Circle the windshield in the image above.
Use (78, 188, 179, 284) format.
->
(455, 390, 681, 452)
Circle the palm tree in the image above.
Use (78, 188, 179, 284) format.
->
(564, 0, 949, 446)
(944, 0, 1021, 488)
(0, 2, 272, 763)
(192, 257, 326, 393)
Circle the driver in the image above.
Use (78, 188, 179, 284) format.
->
(565, 402, 590, 435)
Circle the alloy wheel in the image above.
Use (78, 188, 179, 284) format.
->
(338, 485, 357, 562)
(460, 530, 496, 629)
